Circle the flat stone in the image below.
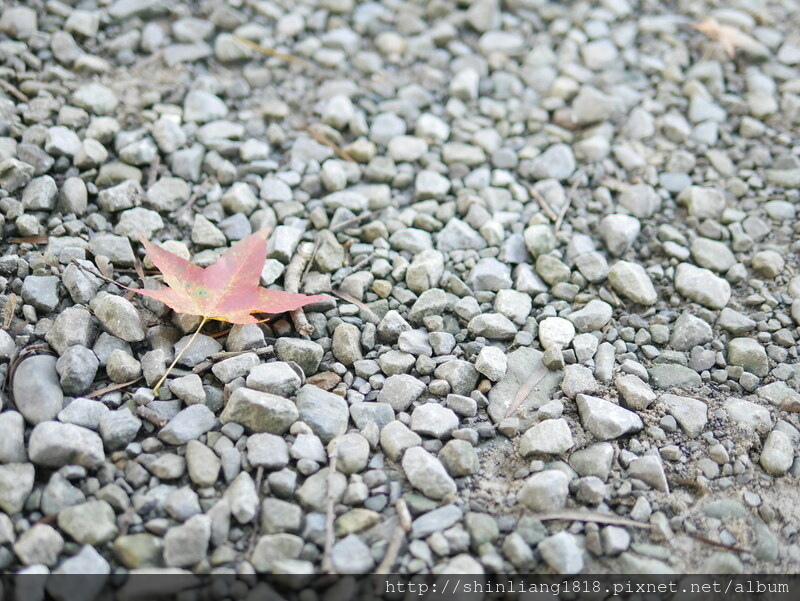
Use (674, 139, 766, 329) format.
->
(608, 261, 657, 305)
(13, 355, 63, 425)
(628, 455, 669, 492)
(220, 387, 299, 434)
(674, 263, 731, 309)
(401, 446, 456, 500)
(519, 419, 574, 456)
(57, 500, 118, 545)
(295, 385, 349, 443)
(0, 463, 34, 514)
(577, 394, 643, 441)
(410, 403, 459, 439)
(660, 394, 707, 437)
(159, 404, 216, 445)
(518, 470, 569, 512)
(727, 338, 768, 377)
(760, 430, 793, 475)
(29, 422, 105, 468)
(724, 398, 772, 433)
(648, 364, 702, 390)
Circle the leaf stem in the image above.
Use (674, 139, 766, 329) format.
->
(153, 316, 209, 396)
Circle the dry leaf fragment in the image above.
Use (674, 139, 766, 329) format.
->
(691, 17, 766, 59)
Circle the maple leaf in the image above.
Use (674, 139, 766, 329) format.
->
(134, 228, 329, 325)
(126, 228, 330, 394)
(691, 17, 766, 59)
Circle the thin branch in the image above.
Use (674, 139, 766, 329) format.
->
(534, 510, 653, 530)
(322, 439, 339, 575)
(284, 242, 315, 336)
(330, 290, 380, 325)
(301, 126, 355, 162)
(375, 498, 411, 574)
(0, 78, 29, 102)
(86, 377, 142, 399)
(525, 184, 557, 222)
(329, 209, 385, 233)
(232, 35, 307, 65)
(192, 346, 273, 375)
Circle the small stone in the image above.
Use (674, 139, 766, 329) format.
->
(468, 313, 518, 340)
(752, 250, 784, 278)
(661, 394, 707, 437)
(475, 346, 507, 381)
(608, 261, 657, 305)
(332, 323, 362, 366)
(690, 238, 736, 273)
(616, 375, 656, 410)
(628, 454, 669, 492)
(727, 338, 769, 377)
(274, 338, 323, 376)
(91, 294, 146, 342)
(674, 263, 731, 309)
(599, 214, 640, 256)
(401, 446, 457, 500)
(519, 419, 574, 456)
(760, 430, 793, 475)
(21, 275, 60, 312)
(72, 83, 118, 115)
(438, 440, 479, 476)
(561, 364, 597, 399)
(163, 514, 211, 568)
(577, 394, 643, 441)
(219, 387, 299, 434)
(97, 180, 144, 212)
(159, 404, 216, 445)
(518, 470, 569, 512)
(0, 6, 37, 39)
(295, 385, 349, 443)
(680, 186, 726, 219)
(670, 313, 713, 350)
(168, 374, 206, 405)
(0, 463, 34, 514)
(380, 421, 422, 461)
(567, 300, 613, 332)
(333, 433, 370, 474)
(538, 317, 576, 350)
(58, 501, 118, 545)
(13, 525, 64, 567)
(186, 440, 220, 487)
(331, 534, 374, 574)
(0, 412, 26, 463)
(527, 144, 575, 180)
(56, 346, 99, 396)
(13, 355, 63, 425)
(410, 403, 459, 439)
(225, 472, 259, 524)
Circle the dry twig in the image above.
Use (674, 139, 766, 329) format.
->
(375, 499, 412, 574)
(330, 290, 381, 325)
(232, 35, 307, 65)
(86, 377, 142, 399)
(301, 126, 355, 162)
(0, 78, 29, 102)
(534, 510, 653, 530)
(321, 439, 339, 574)
(284, 242, 316, 336)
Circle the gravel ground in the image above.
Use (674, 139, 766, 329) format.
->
(0, 0, 799, 578)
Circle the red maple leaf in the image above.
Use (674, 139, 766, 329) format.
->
(134, 228, 328, 324)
